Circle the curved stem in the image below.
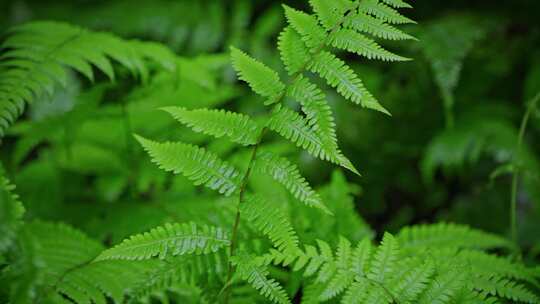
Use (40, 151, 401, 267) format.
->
(223, 127, 267, 303)
(510, 91, 540, 246)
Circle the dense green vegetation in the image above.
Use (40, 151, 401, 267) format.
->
(1, 0, 540, 303)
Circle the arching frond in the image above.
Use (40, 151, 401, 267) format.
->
(283, 5, 326, 49)
(309, 0, 352, 30)
(475, 275, 540, 304)
(278, 26, 309, 75)
(162, 107, 262, 146)
(329, 29, 410, 61)
(232, 252, 291, 304)
(308, 51, 389, 114)
(253, 151, 330, 213)
(0, 21, 174, 137)
(0, 174, 25, 252)
(345, 13, 416, 40)
(266, 106, 358, 174)
(358, 0, 416, 25)
(96, 222, 230, 260)
(241, 194, 299, 253)
(230, 47, 285, 104)
(135, 135, 242, 196)
(288, 76, 337, 149)
(397, 223, 514, 251)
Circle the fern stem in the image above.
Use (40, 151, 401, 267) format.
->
(510, 91, 540, 246)
(224, 127, 267, 304)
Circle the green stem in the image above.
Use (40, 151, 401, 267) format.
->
(223, 127, 267, 304)
(510, 91, 540, 246)
(442, 89, 455, 129)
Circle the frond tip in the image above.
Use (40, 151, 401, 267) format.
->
(96, 222, 230, 261)
(230, 46, 285, 104)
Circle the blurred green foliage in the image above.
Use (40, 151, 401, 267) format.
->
(0, 0, 540, 302)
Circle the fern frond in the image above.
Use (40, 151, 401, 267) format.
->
(341, 280, 369, 304)
(278, 26, 310, 75)
(475, 275, 540, 304)
(25, 221, 104, 278)
(129, 252, 228, 300)
(241, 194, 300, 253)
(458, 250, 540, 287)
(358, 0, 416, 24)
(380, 0, 412, 9)
(283, 5, 326, 49)
(0, 21, 172, 137)
(288, 76, 337, 148)
(96, 222, 230, 261)
(233, 252, 291, 304)
(162, 107, 262, 146)
(135, 135, 242, 196)
(0, 174, 25, 252)
(253, 151, 330, 213)
(267, 106, 358, 174)
(397, 223, 514, 251)
(367, 233, 400, 284)
(345, 13, 416, 40)
(320, 237, 354, 300)
(417, 264, 469, 304)
(330, 29, 410, 61)
(59, 260, 157, 304)
(388, 258, 435, 302)
(230, 47, 285, 104)
(309, 0, 352, 30)
(308, 51, 389, 114)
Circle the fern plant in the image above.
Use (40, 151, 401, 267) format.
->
(0, 21, 176, 138)
(2, 0, 540, 304)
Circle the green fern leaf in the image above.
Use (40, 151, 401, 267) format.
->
(0, 174, 25, 252)
(135, 135, 242, 196)
(0, 21, 171, 137)
(253, 151, 330, 213)
(475, 275, 540, 304)
(308, 51, 389, 115)
(162, 107, 262, 146)
(267, 106, 359, 174)
(59, 260, 156, 304)
(381, 0, 412, 9)
(230, 47, 285, 104)
(330, 29, 410, 61)
(359, 0, 416, 24)
(397, 223, 514, 251)
(320, 237, 354, 300)
(283, 5, 326, 49)
(288, 76, 337, 148)
(458, 250, 540, 287)
(345, 13, 416, 40)
(367, 232, 400, 284)
(278, 26, 310, 75)
(309, 0, 352, 30)
(233, 252, 291, 304)
(388, 258, 435, 302)
(341, 280, 369, 304)
(96, 222, 230, 261)
(241, 194, 300, 253)
(417, 264, 468, 304)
